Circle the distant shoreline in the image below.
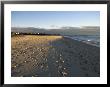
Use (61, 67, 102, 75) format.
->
(63, 36, 100, 47)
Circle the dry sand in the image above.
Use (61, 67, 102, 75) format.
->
(11, 35, 100, 77)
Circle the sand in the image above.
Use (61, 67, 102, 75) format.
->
(11, 35, 100, 77)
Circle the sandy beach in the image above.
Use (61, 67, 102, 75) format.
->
(11, 35, 100, 77)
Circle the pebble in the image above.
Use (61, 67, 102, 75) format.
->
(46, 65, 48, 68)
(58, 65, 62, 68)
(41, 65, 43, 68)
(62, 72, 68, 76)
(14, 65, 17, 68)
(62, 61, 64, 63)
(45, 59, 47, 61)
(60, 57, 62, 60)
(64, 68, 66, 70)
(56, 61, 58, 63)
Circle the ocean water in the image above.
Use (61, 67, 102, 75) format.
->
(64, 35, 100, 47)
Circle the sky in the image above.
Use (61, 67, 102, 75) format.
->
(11, 11, 100, 29)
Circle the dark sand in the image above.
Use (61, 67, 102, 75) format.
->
(11, 35, 100, 77)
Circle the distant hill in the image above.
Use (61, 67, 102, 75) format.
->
(11, 27, 47, 33)
(11, 26, 100, 35)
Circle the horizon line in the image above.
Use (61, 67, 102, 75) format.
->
(11, 25, 100, 29)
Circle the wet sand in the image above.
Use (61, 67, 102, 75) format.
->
(11, 35, 100, 77)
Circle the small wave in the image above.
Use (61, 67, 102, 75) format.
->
(64, 35, 100, 47)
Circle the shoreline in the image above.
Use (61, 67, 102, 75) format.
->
(11, 35, 100, 77)
(63, 36, 100, 47)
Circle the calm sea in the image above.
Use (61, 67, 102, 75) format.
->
(64, 35, 100, 47)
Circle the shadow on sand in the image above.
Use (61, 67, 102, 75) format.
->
(46, 37, 100, 77)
